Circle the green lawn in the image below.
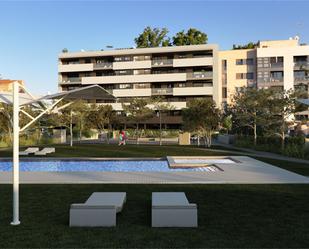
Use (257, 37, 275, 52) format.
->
(0, 184, 308, 248)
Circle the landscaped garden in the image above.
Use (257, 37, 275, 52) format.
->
(0, 184, 309, 248)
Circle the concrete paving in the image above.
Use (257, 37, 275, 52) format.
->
(0, 156, 308, 184)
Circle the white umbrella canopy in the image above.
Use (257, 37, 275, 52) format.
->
(0, 84, 116, 106)
(3, 83, 116, 226)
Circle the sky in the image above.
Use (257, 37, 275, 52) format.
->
(0, 0, 309, 94)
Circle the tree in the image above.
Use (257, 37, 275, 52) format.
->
(122, 98, 154, 144)
(173, 28, 208, 46)
(182, 98, 220, 147)
(231, 87, 272, 146)
(151, 96, 174, 146)
(86, 104, 114, 143)
(232, 42, 258, 50)
(265, 89, 301, 150)
(62, 48, 68, 53)
(58, 100, 90, 146)
(134, 27, 171, 48)
(0, 103, 13, 143)
(222, 115, 233, 134)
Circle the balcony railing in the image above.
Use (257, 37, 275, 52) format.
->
(270, 62, 283, 68)
(295, 76, 309, 82)
(187, 72, 213, 79)
(61, 77, 82, 84)
(294, 61, 309, 69)
(94, 62, 113, 69)
(151, 88, 173, 95)
(151, 59, 173, 67)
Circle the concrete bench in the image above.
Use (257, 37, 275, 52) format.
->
(152, 192, 198, 227)
(70, 192, 126, 227)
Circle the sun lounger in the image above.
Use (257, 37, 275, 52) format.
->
(19, 147, 39, 155)
(34, 147, 55, 156)
(70, 192, 126, 227)
(152, 192, 198, 227)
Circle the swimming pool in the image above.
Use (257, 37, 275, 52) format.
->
(0, 160, 219, 172)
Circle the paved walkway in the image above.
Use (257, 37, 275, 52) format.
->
(206, 142, 309, 165)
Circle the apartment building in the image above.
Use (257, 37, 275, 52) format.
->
(219, 49, 256, 104)
(0, 79, 24, 92)
(58, 44, 219, 127)
(219, 37, 309, 107)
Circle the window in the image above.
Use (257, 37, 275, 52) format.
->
(247, 73, 254, 79)
(222, 60, 227, 71)
(119, 84, 132, 89)
(236, 59, 244, 65)
(246, 58, 254, 65)
(222, 87, 227, 98)
(271, 71, 283, 79)
(236, 73, 245, 79)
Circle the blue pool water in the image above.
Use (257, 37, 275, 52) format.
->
(0, 160, 204, 172)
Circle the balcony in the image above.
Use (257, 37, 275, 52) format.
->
(93, 62, 113, 70)
(270, 62, 283, 68)
(294, 61, 309, 69)
(61, 77, 82, 84)
(151, 59, 173, 67)
(151, 88, 173, 95)
(295, 76, 309, 83)
(187, 71, 213, 80)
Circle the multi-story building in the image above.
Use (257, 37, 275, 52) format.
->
(58, 44, 219, 128)
(58, 38, 309, 126)
(0, 79, 24, 92)
(219, 37, 309, 108)
(219, 49, 256, 104)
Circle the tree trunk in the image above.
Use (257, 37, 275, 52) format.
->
(70, 111, 73, 147)
(136, 123, 139, 145)
(159, 111, 162, 146)
(197, 135, 200, 147)
(253, 123, 257, 147)
(281, 132, 285, 151)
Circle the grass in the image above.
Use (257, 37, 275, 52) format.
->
(0, 184, 309, 248)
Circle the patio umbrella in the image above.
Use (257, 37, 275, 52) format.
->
(0, 82, 116, 225)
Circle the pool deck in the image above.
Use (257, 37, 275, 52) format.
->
(0, 156, 308, 184)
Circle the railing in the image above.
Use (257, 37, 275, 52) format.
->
(61, 77, 82, 83)
(294, 76, 309, 82)
(270, 62, 283, 68)
(94, 62, 113, 69)
(151, 59, 173, 66)
(151, 88, 173, 95)
(187, 72, 213, 79)
(294, 61, 309, 68)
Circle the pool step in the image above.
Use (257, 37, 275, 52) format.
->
(197, 166, 220, 172)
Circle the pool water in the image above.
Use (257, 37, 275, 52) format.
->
(0, 160, 216, 172)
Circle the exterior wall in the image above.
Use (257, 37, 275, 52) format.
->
(256, 44, 309, 90)
(218, 49, 256, 104)
(58, 63, 93, 73)
(0, 80, 24, 92)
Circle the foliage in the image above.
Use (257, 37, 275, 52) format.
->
(134, 27, 208, 48)
(182, 98, 220, 147)
(172, 28, 208, 46)
(232, 42, 258, 50)
(230, 87, 272, 145)
(134, 26, 171, 48)
(62, 48, 68, 53)
(122, 98, 154, 143)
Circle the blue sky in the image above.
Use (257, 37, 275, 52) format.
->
(0, 0, 309, 94)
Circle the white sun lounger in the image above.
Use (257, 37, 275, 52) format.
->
(34, 147, 55, 156)
(152, 192, 198, 227)
(19, 147, 39, 156)
(70, 192, 126, 227)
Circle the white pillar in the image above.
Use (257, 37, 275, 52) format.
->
(11, 81, 20, 225)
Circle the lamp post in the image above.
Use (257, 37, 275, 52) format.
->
(11, 81, 20, 225)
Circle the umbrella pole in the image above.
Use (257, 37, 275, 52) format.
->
(11, 81, 20, 225)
